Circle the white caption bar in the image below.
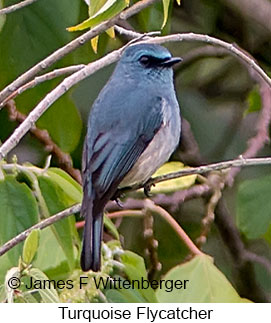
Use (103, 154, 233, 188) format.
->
(1, 303, 269, 323)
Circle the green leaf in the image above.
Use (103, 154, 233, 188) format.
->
(156, 255, 246, 302)
(162, 0, 170, 28)
(150, 162, 197, 194)
(0, 0, 6, 33)
(19, 291, 39, 303)
(89, 0, 109, 16)
(105, 282, 147, 302)
(236, 176, 271, 239)
(46, 168, 82, 203)
(244, 86, 262, 116)
(105, 289, 130, 302)
(32, 226, 72, 279)
(28, 268, 59, 303)
(68, 0, 129, 31)
(0, 176, 39, 265)
(22, 229, 40, 265)
(104, 215, 119, 240)
(36, 175, 80, 272)
(121, 251, 157, 302)
(0, 0, 82, 153)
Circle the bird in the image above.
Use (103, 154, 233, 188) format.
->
(80, 43, 182, 272)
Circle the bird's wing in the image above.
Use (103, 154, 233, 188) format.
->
(83, 96, 165, 201)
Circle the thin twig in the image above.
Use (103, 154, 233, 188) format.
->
(196, 173, 224, 247)
(5, 100, 82, 183)
(226, 84, 271, 185)
(108, 210, 143, 219)
(106, 183, 211, 212)
(144, 199, 204, 256)
(0, 65, 86, 108)
(0, 0, 38, 15)
(0, 0, 158, 104)
(0, 204, 81, 257)
(143, 207, 161, 280)
(122, 156, 271, 194)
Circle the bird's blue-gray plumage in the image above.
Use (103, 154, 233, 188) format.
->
(81, 43, 181, 272)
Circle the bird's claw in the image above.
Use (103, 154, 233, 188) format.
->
(143, 182, 153, 197)
(111, 189, 125, 208)
(115, 197, 124, 208)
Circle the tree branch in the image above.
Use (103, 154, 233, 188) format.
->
(106, 182, 211, 213)
(5, 100, 82, 183)
(0, 203, 81, 257)
(144, 199, 204, 256)
(0, 0, 38, 15)
(120, 156, 271, 195)
(0, 65, 86, 108)
(1, 30, 271, 161)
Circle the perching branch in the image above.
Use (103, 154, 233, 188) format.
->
(0, 0, 159, 104)
(2, 156, 271, 267)
(0, 0, 38, 15)
(121, 156, 271, 194)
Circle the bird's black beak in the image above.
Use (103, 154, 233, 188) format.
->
(160, 57, 183, 67)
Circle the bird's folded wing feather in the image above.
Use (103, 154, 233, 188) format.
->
(83, 96, 165, 201)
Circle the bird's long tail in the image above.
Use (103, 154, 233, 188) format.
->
(80, 200, 103, 272)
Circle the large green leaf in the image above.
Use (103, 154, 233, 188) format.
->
(32, 226, 72, 279)
(121, 250, 157, 302)
(156, 255, 247, 302)
(36, 175, 80, 272)
(46, 168, 82, 203)
(0, 176, 39, 266)
(28, 268, 59, 303)
(105, 280, 147, 303)
(0, 0, 82, 153)
(236, 176, 271, 239)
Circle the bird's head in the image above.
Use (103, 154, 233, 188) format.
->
(117, 43, 182, 83)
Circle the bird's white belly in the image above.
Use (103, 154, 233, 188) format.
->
(120, 123, 179, 187)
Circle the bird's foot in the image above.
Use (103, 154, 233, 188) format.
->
(115, 197, 124, 208)
(111, 189, 125, 208)
(143, 182, 154, 198)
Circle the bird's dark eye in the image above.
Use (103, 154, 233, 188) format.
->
(139, 55, 150, 66)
